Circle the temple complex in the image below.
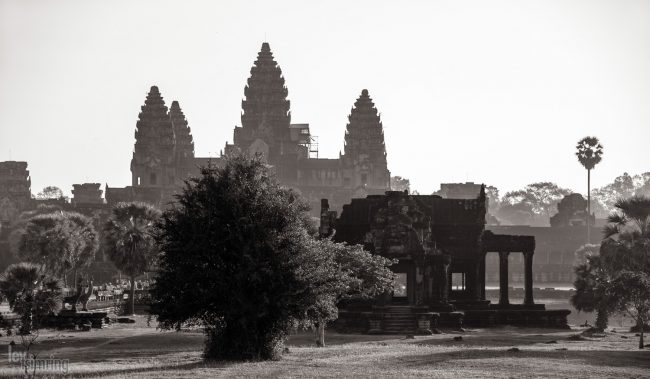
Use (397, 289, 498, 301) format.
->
(0, 42, 593, 301)
(320, 189, 570, 333)
(99, 42, 389, 214)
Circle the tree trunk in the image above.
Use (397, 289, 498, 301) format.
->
(640, 327, 644, 349)
(316, 318, 325, 347)
(129, 276, 136, 316)
(595, 307, 608, 331)
(587, 168, 591, 244)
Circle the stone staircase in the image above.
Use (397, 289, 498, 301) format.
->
(382, 306, 416, 334)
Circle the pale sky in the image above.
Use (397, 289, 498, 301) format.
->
(1, 0, 648, 198)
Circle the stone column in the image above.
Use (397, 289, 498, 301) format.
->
(473, 259, 482, 301)
(499, 251, 510, 306)
(441, 263, 449, 304)
(479, 253, 486, 300)
(523, 251, 535, 307)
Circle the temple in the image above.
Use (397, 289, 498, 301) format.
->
(102, 43, 389, 213)
(320, 189, 570, 333)
(0, 41, 593, 300)
(223, 42, 390, 213)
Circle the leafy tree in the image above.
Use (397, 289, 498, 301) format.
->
(66, 213, 100, 285)
(608, 271, 650, 349)
(576, 136, 603, 242)
(592, 172, 636, 217)
(572, 252, 613, 330)
(497, 183, 571, 225)
(390, 176, 410, 193)
(573, 195, 650, 331)
(602, 195, 650, 272)
(525, 182, 573, 219)
(151, 155, 394, 360)
(104, 202, 161, 315)
(15, 212, 98, 285)
(573, 243, 599, 267)
(301, 239, 394, 347)
(0, 263, 62, 334)
(36, 186, 66, 201)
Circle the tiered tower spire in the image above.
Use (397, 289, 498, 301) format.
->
(342, 89, 390, 192)
(344, 89, 388, 164)
(131, 86, 176, 187)
(235, 42, 292, 157)
(169, 100, 194, 162)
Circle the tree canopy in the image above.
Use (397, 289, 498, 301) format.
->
(104, 201, 161, 315)
(151, 155, 394, 360)
(495, 182, 572, 225)
(573, 195, 650, 346)
(36, 186, 66, 201)
(14, 211, 98, 281)
(0, 262, 62, 334)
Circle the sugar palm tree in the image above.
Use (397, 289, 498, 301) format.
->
(603, 195, 650, 270)
(104, 202, 161, 315)
(576, 136, 604, 243)
(0, 263, 62, 334)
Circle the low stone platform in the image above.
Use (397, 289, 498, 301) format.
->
(334, 305, 571, 334)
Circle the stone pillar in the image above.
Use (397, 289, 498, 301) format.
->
(441, 262, 449, 304)
(499, 251, 510, 306)
(479, 253, 486, 300)
(472, 259, 482, 301)
(524, 251, 535, 307)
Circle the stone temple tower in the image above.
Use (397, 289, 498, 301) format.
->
(232, 42, 299, 184)
(169, 100, 195, 184)
(341, 89, 391, 196)
(130, 86, 177, 188)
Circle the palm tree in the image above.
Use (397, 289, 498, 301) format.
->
(599, 195, 650, 333)
(602, 195, 650, 271)
(576, 136, 604, 243)
(15, 211, 98, 288)
(571, 253, 612, 331)
(0, 263, 62, 334)
(104, 202, 161, 315)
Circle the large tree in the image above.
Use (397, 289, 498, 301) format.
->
(151, 155, 394, 360)
(573, 195, 650, 331)
(0, 263, 62, 334)
(591, 172, 650, 217)
(15, 211, 98, 286)
(36, 186, 66, 201)
(608, 271, 650, 349)
(575, 136, 603, 242)
(104, 202, 161, 315)
(497, 182, 571, 225)
(301, 239, 395, 347)
(572, 252, 614, 330)
(602, 195, 650, 273)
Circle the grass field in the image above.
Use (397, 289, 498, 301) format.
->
(0, 315, 648, 378)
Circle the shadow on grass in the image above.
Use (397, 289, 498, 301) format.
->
(70, 360, 232, 378)
(385, 348, 650, 370)
(410, 331, 569, 348)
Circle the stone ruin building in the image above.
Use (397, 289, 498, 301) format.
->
(320, 188, 570, 333)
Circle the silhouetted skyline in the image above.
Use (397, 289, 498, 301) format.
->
(1, 0, 648, 196)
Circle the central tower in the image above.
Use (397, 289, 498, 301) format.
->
(232, 42, 300, 183)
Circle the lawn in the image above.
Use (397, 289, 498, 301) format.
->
(0, 315, 647, 378)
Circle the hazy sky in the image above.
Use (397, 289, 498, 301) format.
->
(1, 0, 648, 197)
